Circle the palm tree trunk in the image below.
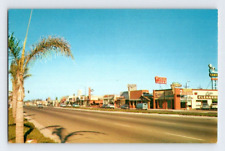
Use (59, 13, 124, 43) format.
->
(12, 82, 17, 119)
(15, 73, 24, 143)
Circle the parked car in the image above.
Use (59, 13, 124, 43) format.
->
(67, 104, 72, 107)
(107, 104, 115, 109)
(211, 103, 218, 110)
(201, 104, 210, 110)
(60, 104, 66, 107)
(37, 104, 43, 108)
(73, 104, 80, 108)
(101, 104, 115, 109)
(121, 104, 129, 109)
(101, 104, 108, 108)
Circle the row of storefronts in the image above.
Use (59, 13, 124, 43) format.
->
(115, 88, 218, 110)
(58, 87, 218, 110)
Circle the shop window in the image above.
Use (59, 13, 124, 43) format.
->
(150, 100, 153, 108)
(202, 100, 208, 105)
(167, 100, 172, 109)
(172, 100, 174, 109)
(181, 102, 186, 108)
(159, 100, 163, 108)
(196, 100, 202, 108)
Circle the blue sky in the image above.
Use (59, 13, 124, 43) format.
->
(8, 9, 218, 100)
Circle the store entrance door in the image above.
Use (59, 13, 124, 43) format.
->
(167, 100, 172, 109)
(172, 99, 174, 109)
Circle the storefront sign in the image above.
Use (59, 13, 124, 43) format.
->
(155, 76, 167, 84)
(180, 89, 193, 95)
(154, 91, 164, 99)
(209, 73, 218, 77)
(165, 91, 174, 99)
(197, 95, 218, 99)
(208, 64, 218, 78)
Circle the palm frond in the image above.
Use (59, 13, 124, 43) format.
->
(24, 36, 74, 68)
(9, 62, 19, 80)
(8, 33, 21, 61)
(23, 74, 32, 80)
(23, 66, 31, 78)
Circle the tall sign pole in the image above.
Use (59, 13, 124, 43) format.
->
(208, 64, 218, 90)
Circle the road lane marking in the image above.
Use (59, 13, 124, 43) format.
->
(113, 123, 131, 128)
(166, 132, 204, 141)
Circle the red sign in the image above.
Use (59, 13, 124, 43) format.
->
(155, 76, 167, 84)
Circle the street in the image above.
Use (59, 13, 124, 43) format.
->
(24, 106, 217, 143)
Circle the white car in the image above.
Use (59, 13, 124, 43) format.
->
(60, 104, 66, 107)
(73, 104, 80, 108)
(101, 104, 115, 109)
(107, 104, 115, 109)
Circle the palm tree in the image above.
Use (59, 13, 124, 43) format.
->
(9, 10, 74, 143)
(8, 33, 32, 119)
(8, 33, 21, 119)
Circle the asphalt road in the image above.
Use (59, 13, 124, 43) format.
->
(24, 106, 217, 143)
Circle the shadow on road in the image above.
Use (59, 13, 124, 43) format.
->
(41, 125, 105, 143)
(24, 114, 35, 117)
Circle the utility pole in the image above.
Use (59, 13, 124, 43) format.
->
(108, 94, 109, 105)
(185, 81, 190, 110)
(186, 80, 190, 88)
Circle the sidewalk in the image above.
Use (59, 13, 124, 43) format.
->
(24, 112, 61, 143)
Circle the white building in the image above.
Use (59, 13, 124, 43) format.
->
(191, 89, 218, 109)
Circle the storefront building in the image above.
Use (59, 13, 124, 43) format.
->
(129, 90, 151, 109)
(89, 96, 103, 107)
(191, 89, 218, 109)
(153, 89, 176, 109)
(153, 88, 218, 110)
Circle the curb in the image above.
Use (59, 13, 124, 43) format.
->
(24, 112, 61, 143)
(54, 107, 217, 119)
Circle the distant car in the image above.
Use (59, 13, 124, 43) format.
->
(60, 104, 66, 107)
(107, 104, 115, 109)
(101, 104, 115, 109)
(37, 104, 43, 108)
(101, 104, 108, 108)
(73, 104, 80, 108)
(201, 104, 210, 110)
(67, 104, 72, 107)
(121, 104, 129, 109)
(211, 103, 218, 110)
